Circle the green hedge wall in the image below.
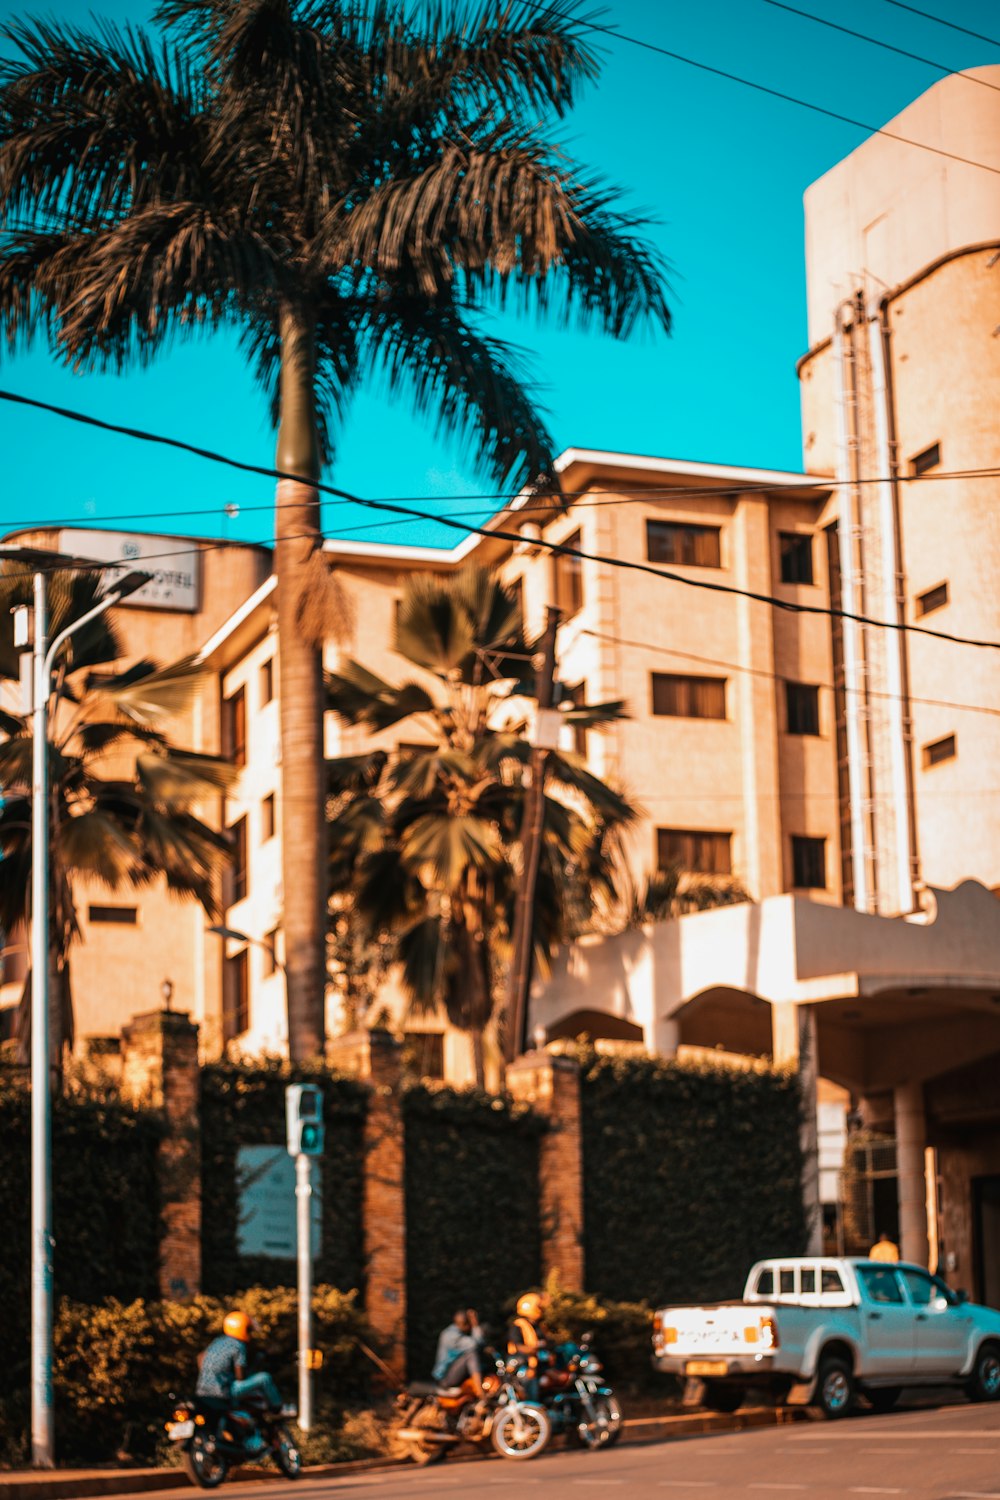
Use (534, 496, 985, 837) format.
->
(580, 1051, 807, 1306)
(403, 1086, 545, 1377)
(0, 1085, 162, 1458)
(199, 1063, 367, 1297)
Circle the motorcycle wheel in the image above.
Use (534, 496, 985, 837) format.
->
(491, 1402, 551, 1461)
(273, 1427, 302, 1479)
(182, 1436, 229, 1489)
(401, 1404, 448, 1466)
(574, 1395, 623, 1449)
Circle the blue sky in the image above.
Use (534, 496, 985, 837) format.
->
(0, 0, 997, 550)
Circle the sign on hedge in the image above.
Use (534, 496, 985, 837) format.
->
(236, 1145, 322, 1259)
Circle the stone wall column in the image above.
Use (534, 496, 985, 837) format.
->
(772, 1002, 822, 1254)
(894, 1081, 930, 1265)
(328, 1029, 406, 1377)
(120, 1010, 201, 1300)
(507, 1051, 585, 1290)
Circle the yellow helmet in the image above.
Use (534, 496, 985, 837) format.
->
(223, 1310, 252, 1341)
(516, 1293, 544, 1321)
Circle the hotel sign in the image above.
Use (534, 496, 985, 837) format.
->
(58, 529, 200, 612)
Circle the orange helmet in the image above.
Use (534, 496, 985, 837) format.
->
(223, 1310, 252, 1341)
(516, 1293, 544, 1322)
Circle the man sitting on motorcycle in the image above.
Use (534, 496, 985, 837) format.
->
(507, 1292, 548, 1399)
(432, 1307, 485, 1396)
(197, 1310, 286, 1450)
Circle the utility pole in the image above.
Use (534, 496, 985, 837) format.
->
(504, 605, 561, 1064)
(0, 546, 151, 1469)
(295, 1153, 314, 1432)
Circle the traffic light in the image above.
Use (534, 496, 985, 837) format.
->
(286, 1083, 325, 1157)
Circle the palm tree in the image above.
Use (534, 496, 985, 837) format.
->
(0, 1, 671, 1059)
(0, 568, 232, 1081)
(326, 565, 634, 1084)
(621, 864, 749, 928)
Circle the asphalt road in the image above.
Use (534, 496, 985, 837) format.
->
(111, 1401, 1000, 1500)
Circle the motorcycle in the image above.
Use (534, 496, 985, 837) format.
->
(164, 1391, 302, 1488)
(534, 1332, 623, 1449)
(395, 1351, 552, 1464)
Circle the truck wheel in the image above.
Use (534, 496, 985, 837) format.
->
(702, 1385, 746, 1414)
(966, 1343, 1000, 1403)
(808, 1358, 854, 1420)
(865, 1387, 901, 1414)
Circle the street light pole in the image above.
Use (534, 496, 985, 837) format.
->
(29, 567, 52, 1468)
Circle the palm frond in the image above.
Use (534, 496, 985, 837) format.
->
(95, 654, 211, 726)
(401, 811, 502, 887)
(326, 660, 437, 731)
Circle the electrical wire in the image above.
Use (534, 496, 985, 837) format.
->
(2, 387, 999, 655)
(763, 0, 1000, 93)
(520, 0, 1000, 177)
(874, 0, 1000, 50)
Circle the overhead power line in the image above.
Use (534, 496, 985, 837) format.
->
(1, 386, 999, 654)
(764, 0, 1000, 93)
(521, 0, 1000, 176)
(875, 0, 1000, 49)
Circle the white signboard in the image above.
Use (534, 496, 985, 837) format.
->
(59, 529, 200, 612)
(236, 1145, 322, 1260)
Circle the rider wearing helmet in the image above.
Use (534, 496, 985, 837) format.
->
(506, 1293, 548, 1398)
(196, 1310, 285, 1423)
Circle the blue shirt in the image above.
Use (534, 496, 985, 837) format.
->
(432, 1323, 483, 1381)
(196, 1335, 247, 1398)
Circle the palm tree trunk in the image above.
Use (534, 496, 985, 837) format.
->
(275, 305, 327, 1062)
(471, 1027, 486, 1091)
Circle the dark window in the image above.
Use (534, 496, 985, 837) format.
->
(227, 816, 248, 904)
(651, 673, 726, 720)
(821, 1268, 845, 1294)
(554, 530, 584, 618)
(657, 828, 732, 875)
(916, 581, 948, 617)
(911, 442, 941, 476)
(923, 734, 956, 768)
(260, 658, 274, 706)
(222, 685, 247, 767)
(262, 793, 276, 842)
(800, 1268, 816, 1294)
(508, 576, 525, 628)
(88, 905, 138, 925)
(264, 927, 281, 977)
(223, 948, 249, 1040)
(779, 1268, 795, 1294)
(792, 835, 826, 889)
(404, 1031, 445, 1080)
(566, 682, 589, 756)
(647, 520, 722, 568)
(785, 682, 821, 736)
(755, 1268, 774, 1295)
(779, 532, 814, 585)
(858, 1266, 904, 1305)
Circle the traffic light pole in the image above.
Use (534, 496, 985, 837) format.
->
(295, 1152, 313, 1432)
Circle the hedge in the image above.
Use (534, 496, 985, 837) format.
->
(199, 1063, 367, 1297)
(579, 1050, 807, 1306)
(403, 1085, 545, 1377)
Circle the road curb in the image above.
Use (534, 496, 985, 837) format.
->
(0, 1406, 800, 1498)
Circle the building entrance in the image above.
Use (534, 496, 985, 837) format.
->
(973, 1175, 1000, 1309)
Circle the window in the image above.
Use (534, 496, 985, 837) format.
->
(261, 793, 276, 842)
(651, 673, 726, 720)
(264, 927, 281, 977)
(222, 685, 247, 767)
(792, 835, 826, 889)
(554, 530, 584, 618)
(858, 1266, 904, 1305)
(88, 905, 138, 925)
(260, 658, 274, 706)
(821, 1267, 845, 1294)
(911, 442, 941, 476)
(923, 734, 956, 768)
(404, 1031, 445, 1079)
(647, 520, 722, 568)
(566, 682, 589, 757)
(900, 1269, 957, 1307)
(657, 828, 732, 875)
(779, 1268, 795, 1295)
(800, 1268, 816, 1295)
(779, 532, 814, 585)
(223, 948, 249, 1041)
(755, 1268, 774, 1296)
(785, 682, 820, 736)
(227, 815, 248, 904)
(916, 581, 948, 617)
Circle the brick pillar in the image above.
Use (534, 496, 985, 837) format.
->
(507, 1050, 585, 1290)
(120, 1010, 201, 1300)
(328, 1029, 406, 1376)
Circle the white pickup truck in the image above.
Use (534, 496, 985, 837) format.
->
(652, 1257, 1000, 1419)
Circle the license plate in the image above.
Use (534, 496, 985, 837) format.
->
(686, 1360, 728, 1377)
(167, 1420, 195, 1440)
